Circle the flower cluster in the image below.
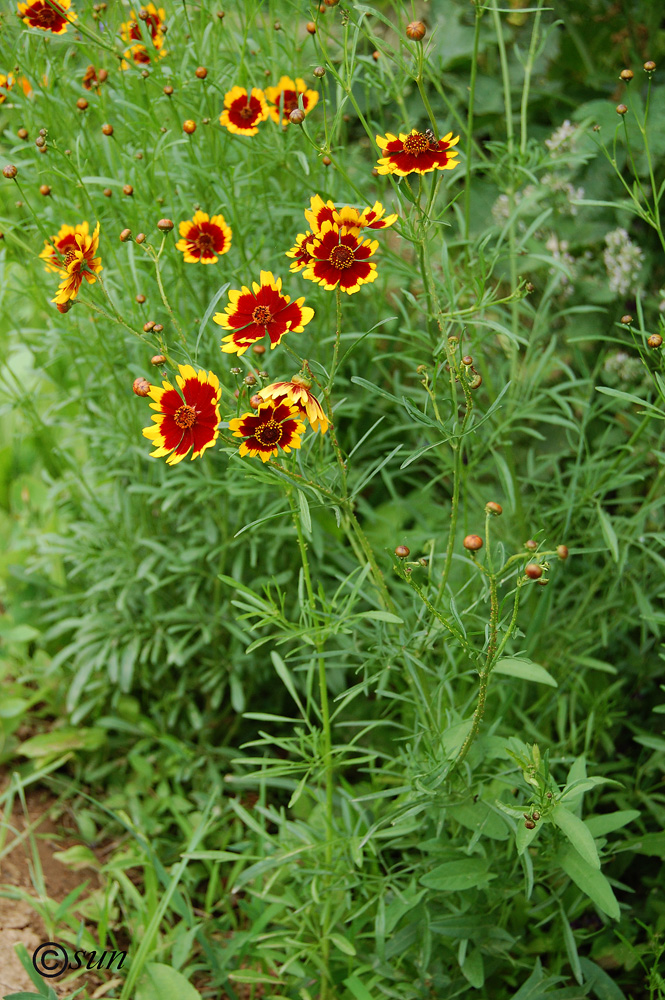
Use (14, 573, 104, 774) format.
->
(17, 0, 74, 34)
(220, 77, 318, 136)
(603, 227, 644, 297)
(120, 3, 167, 68)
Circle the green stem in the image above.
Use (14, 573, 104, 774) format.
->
(464, 4, 483, 241)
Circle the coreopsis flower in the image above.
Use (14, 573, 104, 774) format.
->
(51, 222, 102, 304)
(229, 400, 305, 462)
(305, 194, 397, 233)
(175, 211, 232, 264)
(40, 222, 90, 273)
(120, 3, 166, 67)
(285, 230, 318, 273)
(301, 222, 378, 294)
(265, 75, 319, 125)
(214, 270, 314, 356)
(0, 74, 13, 104)
(82, 65, 100, 91)
(17, 0, 75, 33)
(219, 86, 269, 136)
(142, 365, 221, 466)
(375, 129, 460, 176)
(258, 376, 328, 434)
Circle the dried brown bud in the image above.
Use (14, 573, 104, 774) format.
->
(133, 376, 151, 397)
(136, 293, 146, 304)
(616, 104, 628, 115)
(77, 97, 88, 110)
(524, 539, 538, 551)
(101, 123, 114, 135)
(136, 233, 146, 243)
(17, 127, 28, 140)
(123, 184, 134, 196)
(39, 184, 51, 196)
(406, 20, 426, 40)
(644, 60, 656, 72)
(395, 545, 410, 558)
(621, 314, 633, 325)
(252, 343, 266, 355)
(153, 323, 164, 333)
(144, 321, 155, 332)
(56, 301, 73, 313)
(157, 218, 174, 231)
(35, 136, 45, 147)
(313, 66, 326, 77)
(244, 373, 257, 386)
(289, 108, 306, 125)
(119, 228, 132, 243)
(620, 68, 633, 82)
(525, 563, 543, 580)
(195, 66, 208, 79)
(532, 811, 540, 821)
(217, 10, 225, 17)
(163, 84, 174, 95)
(250, 394, 262, 409)
(3, 164, 17, 179)
(322, 155, 332, 166)
(485, 501, 502, 516)
(463, 535, 483, 551)
(556, 545, 569, 560)
(183, 119, 196, 133)
(103, 188, 112, 197)
(647, 334, 663, 348)
(151, 354, 166, 365)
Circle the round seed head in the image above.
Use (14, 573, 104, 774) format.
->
(289, 108, 305, 124)
(621, 314, 633, 325)
(39, 184, 51, 196)
(485, 501, 503, 516)
(647, 334, 663, 348)
(556, 544, 569, 560)
(183, 119, 196, 133)
(644, 60, 656, 72)
(406, 20, 426, 40)
(123, 184, 134, 196)
(525, 563, 543, 579)
(102, 123, 113, 135)
(463, 534, 483, 551)
(195, 66, 208, 79)
(133, 377, 151, 397)
(151, 354, 166, 365)
(524, 539, 538, 551)
(2, 164, 17, 179)
(306, 21, 316, 33)
(616, 103, 628, 115)
(394, 545, 410, 558)
(157, 218, 174, 231)
(620, 68, 633, 81)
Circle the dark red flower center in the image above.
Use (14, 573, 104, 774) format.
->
(252, 305, 273, 326)
(194, 232, 215, 252)
(133, 46, 151, 63)
(28, 2, 65, 27)
(403, 132, 429, 155)
(281, 94, 297, 115)
(174, 404, 197, 429)
(239, 104, 255, 120)
(329, 245, 354, 269)
(255, 419, 282, 446)
(64, 249, 78, 267)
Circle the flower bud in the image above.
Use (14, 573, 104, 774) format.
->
(621, 314, 633, 325)
(620, 68, 633, 82)
(230, 367, 242, 375)
(556, 545, 569, 560)
(153, 323, 163, 333)
(647, 334, 663, 348)
(616, 104, 628, 115)
(98, 68, 108, 82)
(313, 66, 326, 77)
(56, 301, 73, 313)
(252, 343, 266, 355)
(532, 811, 540, 821)
(406, 20, 426, 40)
(373, 50, 379, 61)
(136, 293, 146, 304)
(395, 545, 410, 558)
(195, 66, 208, 79)
(39, 184, 51, 196)
(151, 354, 166, 365)
(322, 155, 332, 166)
(102, 123, 113, 135)
(524, 539, 538, 551)
(35, 136, 45, 147)
(133, 377, 151, 396)
(469, 374, 482, 389)
(525, 563, 542, 580)
(135, 233, 146, 243)
(463, 535, 483, 551)
(77, 97, 88, 110)
(144, 321, 155, 332)
(183, 119, 196, 133)
(524, 819, 536, 830)
(157, 218, 174, 231)
(250, 394, 262, 409)
(119, 228, 132, 242)
(485, 501, 502, 516)
(3, 164, 17, 179)
(123, 184, 134, 196)
(17, 127, 28, 140)
(164, 84, 174, 95)
(103, 188, 112, 197)
(461, 355, 473, 366)
(536, 579, 549, 586)
(244, 373, 257, 386)
(289, 108, 306, 125)
(306, 21, 316, 33)
(324, 0, 339, 5)
(644, 60, 656, 72)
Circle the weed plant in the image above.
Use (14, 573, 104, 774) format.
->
(1, 1, 665, 999)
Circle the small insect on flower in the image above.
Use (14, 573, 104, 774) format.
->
(18, 0, 76, 34)
(214, 271, 314, 355)
(229, 399, 305, 462)
(376, 128, 460, 176)
(258, 375, 329, 434)
(219, 86, 269, 135)
(142, 365, 221, 465)
(176, 211, 231, 263)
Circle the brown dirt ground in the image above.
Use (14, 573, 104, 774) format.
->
(0, 782, 110, 999)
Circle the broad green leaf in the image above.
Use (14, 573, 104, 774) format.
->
(329, 933, 356, 956)
(493, 657, 557, 687)
(447, 801, 510, 841)
(585, 810, 640, 837)
(53, 845, 99, 870)
(228, 970, 285, 984)
(461, 948, 485, 988)
(0, 697, 29, 718)
(18, 728, 105, 758)
(420, 857, 495, 891)
(343, 976, 376, 1000)
(0, 623, 39, 642)
(558, 848, 620, 920)
(578, 957, 629, 1000)
(136, 963, 203, 1000)
(552, 806, 600, 869)
(515, 818, 539, 855)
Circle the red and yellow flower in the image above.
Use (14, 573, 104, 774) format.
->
(219, 86, 269, 136)
(285, 230, 318, 273)
(175, 211, 232, 264)
(214, 271, 314, 356)
(305, 194, 397, 233)
(258, 376, 329, 434)
(17, 0, 75, 33)
(0, 74, 14, 104)
(375, 129, 460, 176)
(264, 75, 319, 125)
(120, 3, 166, 67)
(142, 365, 221, 466)
(229, 400, 305, 462)
(40, 222, 90, 273)
(301, 222, 378, 294)
(82, 65, 101, 91)
(51, 222, 102, 304)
